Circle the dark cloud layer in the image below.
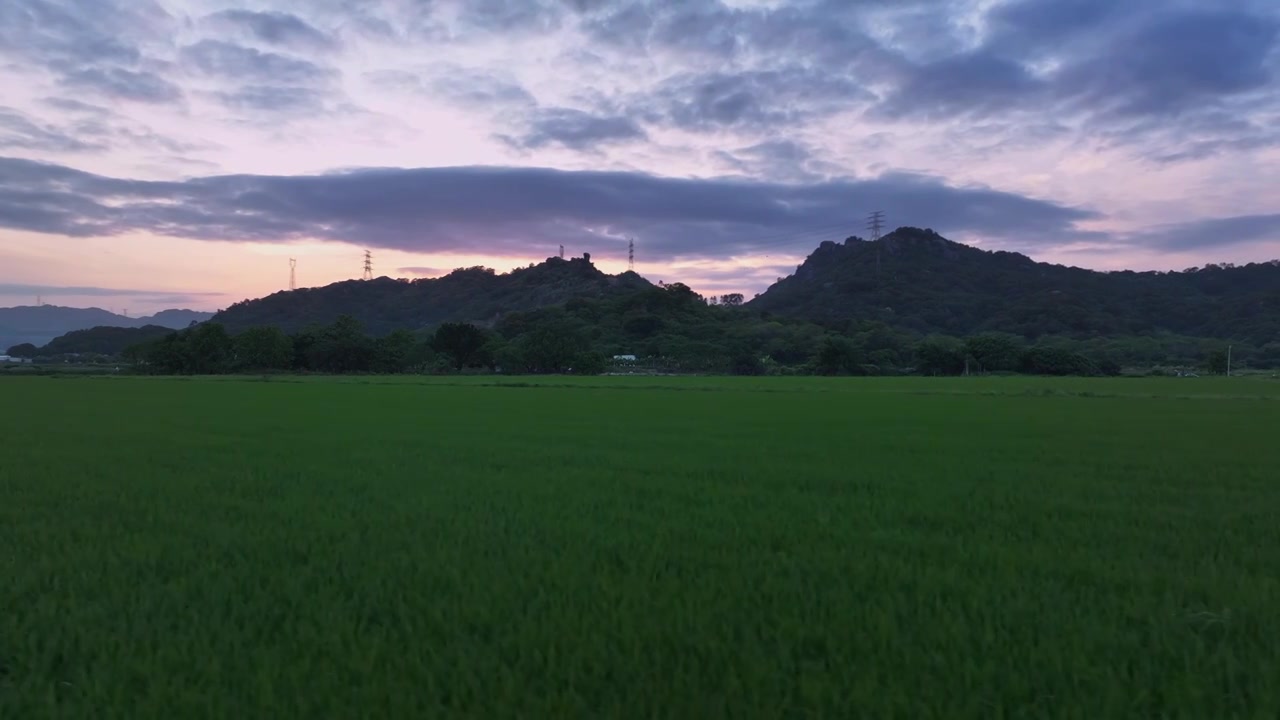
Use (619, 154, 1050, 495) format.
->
(567, 0, 1279, 161)
(0, 156, 1106, 261)
(5, 0, 1278, 164)
(1, 0, 1277, 277)
(1134, 214, 1280, 252)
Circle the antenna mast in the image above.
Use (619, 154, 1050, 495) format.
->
(289, 258, 297, 291)
(559, 244, 565, 259)
(628, 238, 635, 272)
(362, 250, 373, 281)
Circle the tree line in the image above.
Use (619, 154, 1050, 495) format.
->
(110, 281, 1258, 377)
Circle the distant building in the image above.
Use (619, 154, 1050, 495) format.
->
(613, 354, 637, 362)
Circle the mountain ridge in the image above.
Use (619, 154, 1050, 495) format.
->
(211, 255, 653, 335)
(749, 227, 1280, 344)
(11, 229, 1279, 355)
(1, 305, 213, 352)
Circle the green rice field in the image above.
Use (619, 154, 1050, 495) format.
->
(2, 375, 1279, 718)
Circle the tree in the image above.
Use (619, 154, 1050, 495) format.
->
(141, 332, 193, 374)
(188, 322, 234, 374)
(373, 329, 422, 373)
(813, 337, 863, 375)
(431, 322, 489, 371)
(1020, 346, 1098, 376)
(729, 351, 764, 375)
(5, 343, 37, 358)
(570, 350, 607, 375)
(307, 315, 374, 373)
(719, 293, 744, 307)
(512, 325, 588, 373)
(234, 326, 293, 371)
(623, 314, 664, 337)
(964, 332, 1024, 373)
(1206, 349, 1229, 375)
(915, 336, 967, 376)
(1259, 342, 1280, 369)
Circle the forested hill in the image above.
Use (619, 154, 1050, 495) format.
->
(749, 227, 1280, 344)
(212, 256, 653, 335)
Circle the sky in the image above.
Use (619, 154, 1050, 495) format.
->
(1, 0, 1279, 314)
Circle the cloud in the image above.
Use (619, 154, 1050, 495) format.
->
(985, 0, 1149, 54)
(204, 9, 340, 53)
(4, 101, 212, 156)
(40, 97, 110, 115)
(0, 107, 104, 152)
(874, 52, 1042, 120)
(652, 68, 870, 132)
(368, 67, 535, 108)
(1099, 108, 1280, 163)
(397, 267, 448, 277)
(855, 2, 1280, 160)
(0, 282, 223, 299)
(712, 140, 846, 182)
(453, 0, 570, 34)
(181, 40, 336, 86)
(1053, 9, 1279, 118)
(0, 0, 170, 69)
(58, 67, 183, 104)
(1132, 214, 1280, 251)
(213, 86, 330, 114)
(504, 108, 647, 150)
(0, 156, 1102, 262)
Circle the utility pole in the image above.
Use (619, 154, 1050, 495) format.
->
(362, 250, 373, 281)
(628, 238, 635, 272)
(289, 258, 297, 291)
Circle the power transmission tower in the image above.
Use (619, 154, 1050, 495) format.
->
(559, 244, 565, 259)
(362, 250, 373, 280)
(628, 238, 635, 272)
(867, 210, 887, 281)
(866, 210, 885, 241)
(36, 294, 41, 306)
(289, 258, 297, 291)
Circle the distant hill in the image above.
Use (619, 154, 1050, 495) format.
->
(1, 306, 213, 352)
(749, 227, 1280, 345)
(212, 256, 653, 335)
(19, 325, 176, 357)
